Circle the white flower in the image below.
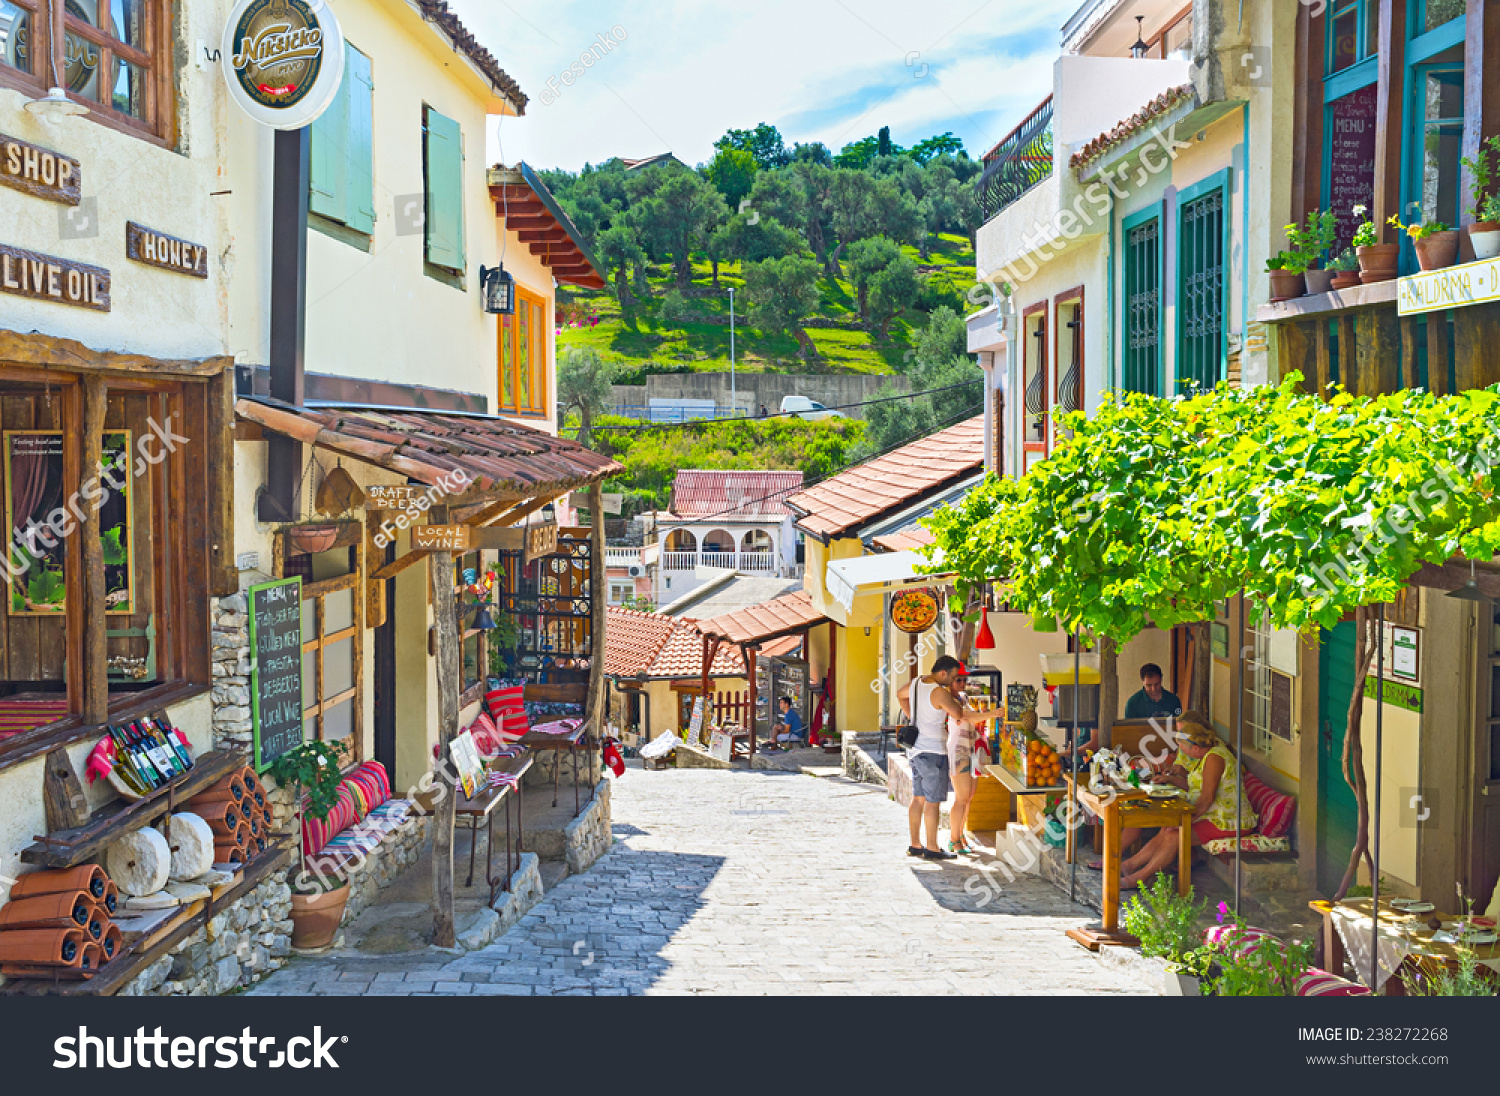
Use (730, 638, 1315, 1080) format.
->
(1352, 204, 1368, 217)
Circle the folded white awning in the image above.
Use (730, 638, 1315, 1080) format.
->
(825, 550, 948, 613)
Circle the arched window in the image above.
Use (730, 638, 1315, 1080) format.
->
(664, 529, 698, 552)
(741, 529, 773, 553)
(701, 529, 735, 554)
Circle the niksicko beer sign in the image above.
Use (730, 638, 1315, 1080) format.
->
(221, 0, 345, 130)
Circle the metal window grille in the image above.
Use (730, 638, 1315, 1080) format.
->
(1244, 604, 1273, 754)
(495, 535, 593, 676)
(1178, 187, 1225, 393)
(1122, 217, 1160, 395)
(975, 97, 1054, 223)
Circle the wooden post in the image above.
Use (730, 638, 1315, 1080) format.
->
(745, 644, 758, 759)
(826, 621, 837, 734)
(584, 482, 607, 788)
(80, 375, 107, 725)
(428, 505, 459, 949)
(1428, 312, 1452, 395)
(1461, 0, 1500, 232)
(1372, 0, 1406, 231)
(1099, 635, 1118, 750)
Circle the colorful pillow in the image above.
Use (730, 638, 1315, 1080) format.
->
(347, 760, 392, 807)
(1202, 833, 1292, 856)
(1242, 768, 1296, 839)
(343, 779, 371, 821)
(1296, 968, 1371, 996)
(486, 685, 523, 722)
(301, 786, 357, 859)
(499, 710, 529, 743)
(1202, 923, 1279, 959)
(468, 712, 503, 756)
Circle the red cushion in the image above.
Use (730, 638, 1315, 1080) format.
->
(1202, 923, 1279, 959)
(301, 786, 357, 859)
(1242, 768, 1296, 839)
(1297, 968, 1371, 996)
(498, 710, 528, 743)
(486, 685, 523, 722)
(468, 712, 504, 756)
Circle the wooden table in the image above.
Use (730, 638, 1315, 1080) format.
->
(1310, 898, 1500, 992)
(1065, 778, 1193, 950)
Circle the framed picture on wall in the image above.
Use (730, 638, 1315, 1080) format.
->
(4, 430, 134, 616)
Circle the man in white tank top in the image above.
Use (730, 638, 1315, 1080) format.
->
(896, 656, 1003, 860)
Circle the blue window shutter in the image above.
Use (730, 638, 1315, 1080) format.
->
(424, 107, 465, 271)
(309, 57, 351, 223)
(346, 48, 375, 234)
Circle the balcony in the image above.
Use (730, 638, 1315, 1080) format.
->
(604, 547, 643, 568)
(661, 551, 781, 575)
(975, 96, 1053, 225)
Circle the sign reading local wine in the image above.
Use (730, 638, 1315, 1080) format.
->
(125, 222, 209, 279)
(0, 243, 110, 311)
(221, 0, 346, 130)
(1, 133, 81, 205)
(412, 524, 471, 551)
(248, 576, 304, 771)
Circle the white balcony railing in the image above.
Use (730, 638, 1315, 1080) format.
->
(662, 551, 699, 571)
(605, 548, 642, 567)
(700, 551, 737, 569)
(660, 551, 782, 574)
(739, 553, 776, 573)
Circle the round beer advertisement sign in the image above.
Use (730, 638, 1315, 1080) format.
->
(222, 0, 345, 130)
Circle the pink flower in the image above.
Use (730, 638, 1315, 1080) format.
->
(1216, 901, 1229, 924)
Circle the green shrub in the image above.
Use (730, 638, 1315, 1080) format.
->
(1121, 871, 1204, 962)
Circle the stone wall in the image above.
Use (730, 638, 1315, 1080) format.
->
(611, 373, 910, 421)
(563, 778, 612, 875)
(119, 870, 292, 996)
(339, 815, 431, 926)
(209, 593, 252, 754)
(841, 733, 889, 788)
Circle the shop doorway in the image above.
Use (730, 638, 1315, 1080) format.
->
(1318, 621, 1361, 895)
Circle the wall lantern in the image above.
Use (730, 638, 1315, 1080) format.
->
(1447, 559, 1488, 602)
(480, 263, 516, 314)
(1130, 15, 1150, 59)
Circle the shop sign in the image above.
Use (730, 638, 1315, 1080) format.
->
(0, 242, 109, 311)
(522, 520, 559, 563)
(1396, 258, 1500, 316)
(125, 222, 208, 279)
(412, 523, 471, 551)
(1363, 675, 1422, 714)
(365, 484, 426, 513)
(1, 133, 81, 205)
(891, 587, 939, 634)
(222, 0, 345, 130)
(248, 577, 304, 771)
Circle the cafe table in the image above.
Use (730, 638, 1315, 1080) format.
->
(1310, 897, 1500, 993)
(1064, 773, 1194, 950)
(454, 756, 532, 905)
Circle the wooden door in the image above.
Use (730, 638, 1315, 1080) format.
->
(1473, 600, 1500, 913)
(1318, 622, 1361, 895)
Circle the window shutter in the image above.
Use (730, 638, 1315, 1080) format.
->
(424, 107, 465, 272)
(309, 57, 351, 223)
(346, 47, 375, 234)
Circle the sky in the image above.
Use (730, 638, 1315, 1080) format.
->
(445, 0, 1079, 173)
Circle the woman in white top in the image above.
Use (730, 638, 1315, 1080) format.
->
(946, 674, 994, 855)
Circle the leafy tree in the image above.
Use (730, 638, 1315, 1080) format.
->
(910, 305, 966, 367)
(790, 161, 835, 267)
(659, 289, 692, 325)
(792, 141, 832, 165)
(711, 214, 805, 266)
(629, 169, 723, 289)
(835, 135, 881, 169)
(706, 146, 758, 210)
(714, 122, 791, 170)
(877, 125, 894, 158)
(909, 132, 966, 164)
(595, 222, 645, 306)
(557, 347, 617, 448)
(845, 236, 901, 319)
(744, 254, 822, 359)
(745, 170, 807, 231)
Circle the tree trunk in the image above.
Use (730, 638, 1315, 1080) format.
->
(675, 255, 692, 289)
(1099, 634, 1118, 749)
(827, 241, 845, 278)
(429, 505, 460, 948)
(711, 257, 720, 287)
(1334, 606, 1378, 901)
(856, 284, 868, 319)
(613, 264, 631, 306)
(793, 328, 817, 360)
(1190, 621, 1211, 714)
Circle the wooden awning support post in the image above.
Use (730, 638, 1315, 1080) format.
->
(827, 621, 837, 735)
(428, 504, 459, 949)
(745, 644, 758, 760)
(584, 482, 606, 787)
(80, 376, 108, 725)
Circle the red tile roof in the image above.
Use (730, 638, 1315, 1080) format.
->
(604, 606, 743, 680)
(698, 590, 826, 646)
(670, 470, 804, 519)
(1069, 84, 1195, 171)
(785, 416, 983, 540)
(414, 0, 528, 111)
(872, 526, 935, 553)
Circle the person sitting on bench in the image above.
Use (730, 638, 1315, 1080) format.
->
(767, 697, 804, 748)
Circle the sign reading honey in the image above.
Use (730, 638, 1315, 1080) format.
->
(126, 222, 209, 279)
(1, 133, 82, 205)
(0, 243, 110, 311)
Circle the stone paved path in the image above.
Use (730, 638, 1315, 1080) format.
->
(248, 767, 1149, 996)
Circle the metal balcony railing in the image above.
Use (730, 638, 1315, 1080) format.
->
(976, 96, 1054, 224)
(659, 550, 781, 574)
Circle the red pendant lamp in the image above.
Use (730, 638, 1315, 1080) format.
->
(975, 608, 996, 649)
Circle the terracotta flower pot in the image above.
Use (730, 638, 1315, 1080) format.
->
(289, 884, 350, 949)
(232, 821, 252, 850)
(1469, 222, 1500, 260)
(1413, 230, 1459, 271)
(1303, 267, 1335, 295)
(1357, 243, 1400, 282)
(100, 922, 123, 962)
(195, 800, 241, 836)
(101, 880, 118, 916)
(0, 890, 94, 930)
(289, 523, 341, 553)
(0, 926, 87, 965)
(8, 865, 107, 902)
(190, 773, 246, 806)
(1330, 271, 1363, 290)
(1268, 269, 1306, 301)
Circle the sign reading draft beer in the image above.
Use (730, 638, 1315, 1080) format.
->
(222, 0, 345, 130)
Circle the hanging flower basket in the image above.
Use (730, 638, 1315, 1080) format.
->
(289, 523, 343, 554)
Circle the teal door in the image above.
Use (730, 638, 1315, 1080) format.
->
(1318, 622, 1361, 895)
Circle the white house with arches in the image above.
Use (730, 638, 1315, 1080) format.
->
(655, 470, 803, 605)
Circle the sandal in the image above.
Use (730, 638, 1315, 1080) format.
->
(1087, 860, 1103, 871)
(922, 848, 958, 861)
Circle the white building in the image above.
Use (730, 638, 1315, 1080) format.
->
(656, 470, 802, 606)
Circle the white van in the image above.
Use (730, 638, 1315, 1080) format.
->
(780, 395, 843, 421)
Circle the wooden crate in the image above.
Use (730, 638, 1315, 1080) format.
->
(967, 769, 1011, 830)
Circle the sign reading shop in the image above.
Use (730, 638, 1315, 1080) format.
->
(221, 0, 345, 130)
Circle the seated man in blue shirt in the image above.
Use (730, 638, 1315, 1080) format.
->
(768, 697, 804, 748)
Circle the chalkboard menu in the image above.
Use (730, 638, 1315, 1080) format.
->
(1328, 85, 1378, 254)
(248, 577, 305, 771)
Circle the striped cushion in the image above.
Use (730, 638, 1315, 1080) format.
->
(468, 712, 503, 756)
(499, 710, 529, 743)
(344, 779, 371, 821)
(486, 685, 523, 722)
(301, 786, 357, 859)
(1242, 769, 1296, 839)
(347, 760, 392, 809)
(1296, 968, 1371, 996)
(1203, 834, 1292, 856)
(1202, 923, 1279, 960)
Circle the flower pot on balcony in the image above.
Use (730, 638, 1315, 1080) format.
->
(1356, 244, 1399, 283)
(1413, 230, 1459, 271)
(1268, 269, 1305, 301)
(1303, 268, 1334, 295)
(1330, 271, 1363, 291)
(1467, 222, 1500, 260)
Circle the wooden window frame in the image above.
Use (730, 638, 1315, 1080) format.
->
(1021, 300, 1049, 456)
(497, 285, 550, 418)
(298, 572, 363, 769)
(1141, 4, 1193, 59)
(1052, 286, 1084, 433)
(0, 0, 177, 148)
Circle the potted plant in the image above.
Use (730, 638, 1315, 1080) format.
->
(1121, 871, 1207, 995)
(268, 739, 349, 950)
(1265, 252, 1307, 301)
(1327, 247, 1362, 291)
(1287, 210, 1338, 294)
(1389, 206, 1457, 271)
(1351, 204, 1398, 282)
(1461, 135, 1500, 259)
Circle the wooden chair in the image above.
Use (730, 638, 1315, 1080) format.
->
(517, 682, 594, 816)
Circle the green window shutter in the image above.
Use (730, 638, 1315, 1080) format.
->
(424, 107, 465, 272)
(1121, 204, 1162, 396)
(1176, 174, 1228, 394)
(346, 47, 375, 234)
(309, 58, 351, 223)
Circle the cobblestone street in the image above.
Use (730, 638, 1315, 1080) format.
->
(249, 767, 1150, 996)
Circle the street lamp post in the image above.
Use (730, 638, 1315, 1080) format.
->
(728, 287, 737, 417)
